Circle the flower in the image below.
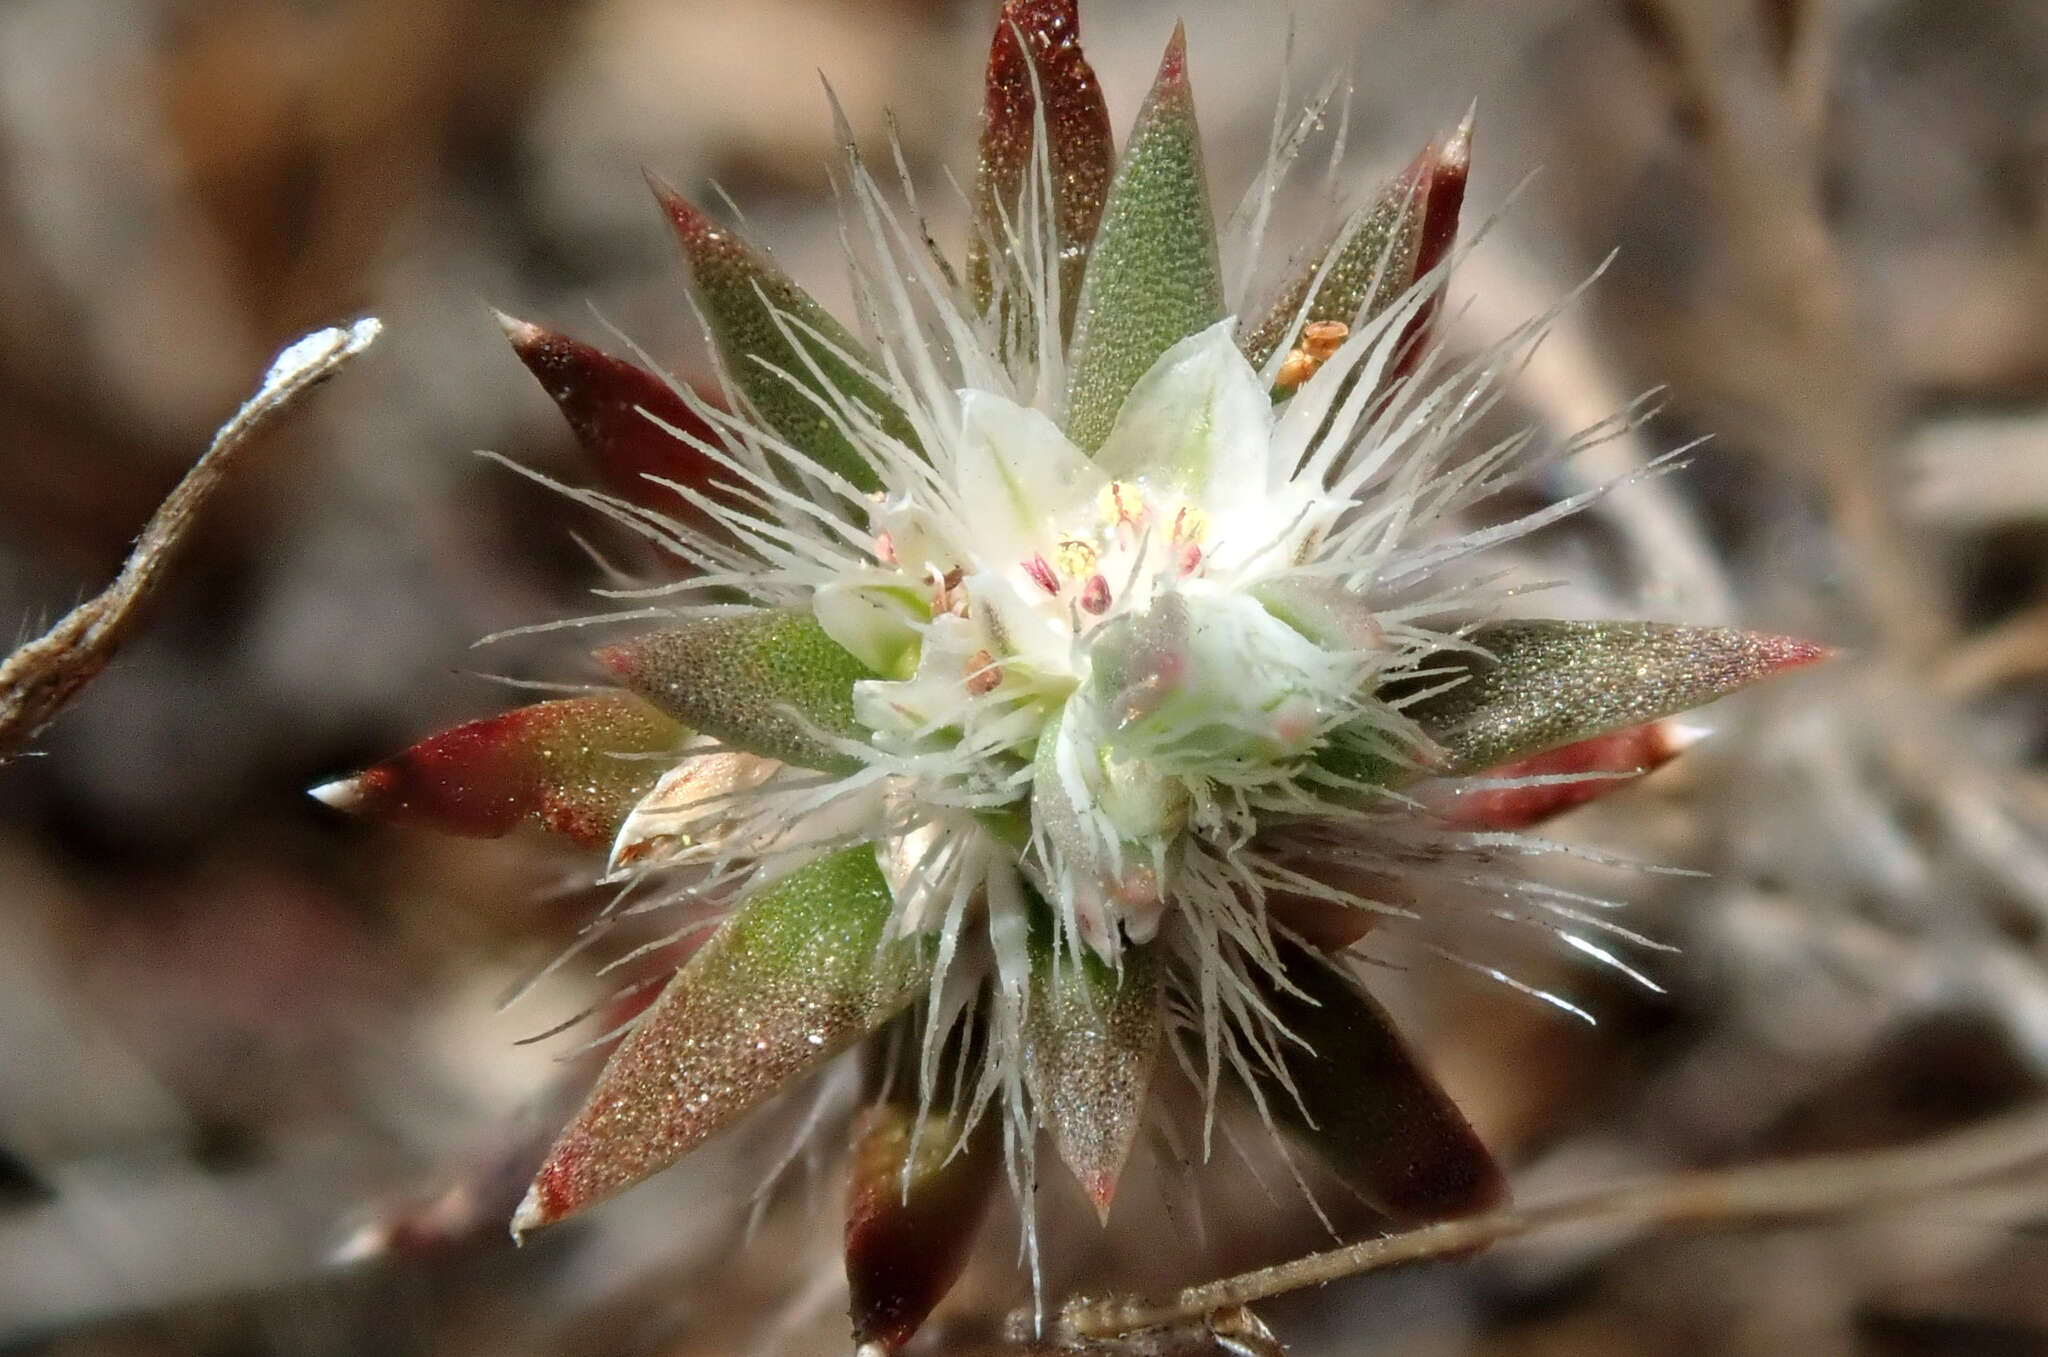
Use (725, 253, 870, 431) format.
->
(313, 2, 1829, 1348)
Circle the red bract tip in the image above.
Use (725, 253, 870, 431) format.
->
(1157, 20, 1188, 85)
(1756, 632, 1838, 671)
(1413, 114, 1474, 284)
(971, 0, 1114, 336)
(645, 172, 718, 250)
(496, 311, 730, 520)
(313, 695, 683, 847)
(844, 1103, 1000, 1352)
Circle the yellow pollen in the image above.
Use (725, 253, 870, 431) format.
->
(1169, 504, 1208, 545)
(1097, 481, 1146, 529)
(1053, 536, 1098, 578)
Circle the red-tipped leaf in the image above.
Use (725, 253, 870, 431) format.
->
(312, 694, 684, 847)
(497, 312, 729, 518)
(969, 0, 1115, 341)
(513, 846, 930, 1235)
(651, 181, 910, 491)
(1025, 942, 1160, 1222)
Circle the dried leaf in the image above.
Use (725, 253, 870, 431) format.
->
(312, 694, 685, 847)
(1, 320, 380, 757)
(514, 845, 929, 1234)
(596, 608, 879, 773)
(1063, 24, 1225, 452)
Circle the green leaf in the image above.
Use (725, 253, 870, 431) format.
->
(515, 846, 929, 1234)
(1318, 621, 1828, 787)
(652, 182, 910, 491)
(1062, 24, 1225, 452)
(597, 608, 880, 773)
(1393, 620, 1829, 776)
(1025, 935, 1160, 1222)
(1258, 940, 1505, 1223)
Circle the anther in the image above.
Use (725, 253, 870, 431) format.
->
(1098, 481, 1146, 529)
(1079, 574, 1111, 614)
(964, 649, 1002, 696)
(1053, 537, 1098, 578)
(1023, 554, 1060, 595)
(1274, 319, 1350, 390)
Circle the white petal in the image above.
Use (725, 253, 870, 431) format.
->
(606, 746, 782, 875)
(1093, 319, 1274, 509)
(812, 580, 923, 677)
(952, 389, 1104, 568)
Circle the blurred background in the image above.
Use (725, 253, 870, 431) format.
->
(2, 0, 2047, 1352)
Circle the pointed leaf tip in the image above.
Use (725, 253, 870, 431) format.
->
(1064, 22, 1224, 452)
(969, 0, 1114, 341)
(1412, 115, 1474, 285)
(312, 695, 685, 847)
(497, 310, 730, 517)
(518, 847, 930, 1232)
(597, 609, 878, 774)
(648, 180, 903, 492)
(1025, 941, 1160, 1222)
(1397, 621, 1833, 777)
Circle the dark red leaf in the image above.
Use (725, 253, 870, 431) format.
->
(844, 1100, 1000, 1352)
(497, 312, 730, 518)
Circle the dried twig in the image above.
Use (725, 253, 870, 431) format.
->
(1062, 1099, 2048, 1341)
(0, 319, 382, 757)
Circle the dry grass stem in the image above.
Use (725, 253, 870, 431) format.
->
(1062, 1099, 2048, 1341)
(0, 318, 381, 757)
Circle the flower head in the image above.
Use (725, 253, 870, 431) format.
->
(315, 3, 1829, 1348)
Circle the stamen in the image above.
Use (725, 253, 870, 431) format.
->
(1079, 574, 1112, 614)
(1274, 319, 1351, 391)
(1023, 554, 1060, 595)
(874, 530, 897, 565)
(1054, 536, 1099, 578)
(1098, 481, 1147, 530)
(931, 566, 969, 615)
